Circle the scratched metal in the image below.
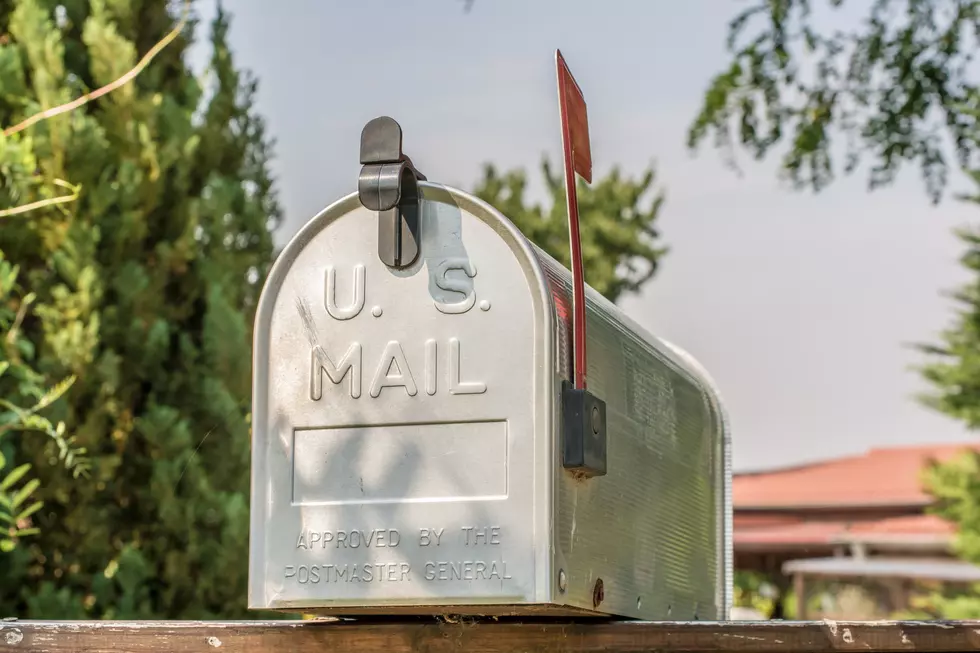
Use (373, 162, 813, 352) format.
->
(249, 182, 731, 619)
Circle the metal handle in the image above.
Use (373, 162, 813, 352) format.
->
(357, 116, 427, 269)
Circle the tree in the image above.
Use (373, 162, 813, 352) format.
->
(473, 158, 667, 303)
(913, 180, 980, 618)
(688, 0, 980, 204)
(689, 0, 980, 617)
(0, 0, 281, 618)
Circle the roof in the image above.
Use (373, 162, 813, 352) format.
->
(782, 557, 980, 582)
(734, 513, 954, 549)
(734, 443, 980, 510)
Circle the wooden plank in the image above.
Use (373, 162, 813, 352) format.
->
(3, 619, 980, 652)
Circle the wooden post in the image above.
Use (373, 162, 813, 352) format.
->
(4, 619, 980, 652)
(795, 572, 807, 619)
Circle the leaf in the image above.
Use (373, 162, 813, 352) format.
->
(12, 527, 39, 537)
(15, 499, 42, 521)
(11, 478, 40, 508)
(0, 463, 31, 491)
(0, 539, 14, 553)
(29, 374, 76, 413)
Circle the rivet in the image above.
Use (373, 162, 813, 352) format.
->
(591, 406, 600, 434)
(558, 569, 567, 593)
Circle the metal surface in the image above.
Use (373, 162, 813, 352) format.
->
(8, 620, 980, 652)
(249, 181, 730, 619)
(536, 248, 730, 620)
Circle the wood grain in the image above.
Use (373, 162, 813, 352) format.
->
(3, 619, 980, 652)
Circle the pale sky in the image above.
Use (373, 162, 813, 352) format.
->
(202, 0, 980, 471)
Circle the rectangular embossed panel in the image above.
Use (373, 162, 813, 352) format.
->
(292, 421, 508, 505)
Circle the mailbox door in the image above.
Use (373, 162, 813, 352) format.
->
(249, 185, 554, 612)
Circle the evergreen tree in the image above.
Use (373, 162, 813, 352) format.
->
(914, 172, 980, 618)
(474, 158, 667, 303)
(0, 247, 86, 554)
(0, 0, 281, 618)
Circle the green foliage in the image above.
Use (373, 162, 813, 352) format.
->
(909, 452, 980, 617)
(911, 193, 980, 615)
(473, 158, 667, 303)
(733, 570, 779, 615)
(0, 0, 281, 618)
(689, 0, 980, 203)
(0, 250, 86, 554)
(896, 581, 980, 619)
(917, 199, 980, 428)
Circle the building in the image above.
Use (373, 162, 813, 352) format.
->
(733, 443, 980, 618)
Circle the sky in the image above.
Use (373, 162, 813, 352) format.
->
(196, 0, 980, 472)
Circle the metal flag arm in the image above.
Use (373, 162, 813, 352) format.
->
(556, 49, 607, 479)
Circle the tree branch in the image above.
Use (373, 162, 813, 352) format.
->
(2, 0, 191, 138)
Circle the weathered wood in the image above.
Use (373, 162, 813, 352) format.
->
(3, 619, 980, 652)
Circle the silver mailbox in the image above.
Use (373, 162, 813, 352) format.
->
(248, 117, 732, 621)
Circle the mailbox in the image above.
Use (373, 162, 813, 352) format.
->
(248, 115, 732, 621)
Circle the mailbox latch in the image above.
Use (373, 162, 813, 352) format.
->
(357, 116, 427, 269)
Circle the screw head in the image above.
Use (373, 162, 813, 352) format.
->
(592, 578, 605, 609)
(591, 406, 600, 434)
(558, 569, 567, 593)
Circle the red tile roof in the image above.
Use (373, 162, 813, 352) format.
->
(849, 513, 955, 537)
(734, 514, 954, 548)
(734, 443, 980, 509)
(735, 519, 846, 546)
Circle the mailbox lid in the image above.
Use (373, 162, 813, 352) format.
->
(249, 184, 557, 611)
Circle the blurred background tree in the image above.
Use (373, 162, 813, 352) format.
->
(689, 0, 980, 617)
(0, 0, 281, 618)
(474, 158, 667, 303)
(688, 0, 980, 204)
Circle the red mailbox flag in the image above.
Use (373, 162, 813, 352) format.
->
(556, 49, 592, 389)
(556, 50, 593, 184)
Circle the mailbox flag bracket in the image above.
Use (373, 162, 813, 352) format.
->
(357, 116, 427, 269)
(556, 49, 607, 478)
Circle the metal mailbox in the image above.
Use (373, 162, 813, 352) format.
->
(249, 55, 731, 621)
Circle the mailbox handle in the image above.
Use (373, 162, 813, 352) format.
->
(357, 116, 427, 269)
